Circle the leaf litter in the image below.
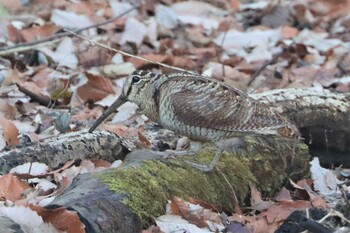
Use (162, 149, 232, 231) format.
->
(1, 0, 350, 232)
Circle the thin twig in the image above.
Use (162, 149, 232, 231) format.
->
(219, 20, 233, 78)
(0, 5, 138, 55)
(247, 50, 284, 87)
(65, 29, 198, 74)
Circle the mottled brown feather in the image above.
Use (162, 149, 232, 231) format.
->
(159, 75, 292, 137)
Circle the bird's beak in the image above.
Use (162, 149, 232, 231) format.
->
(89, 93, 127, 133)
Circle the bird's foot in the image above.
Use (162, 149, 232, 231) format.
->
(185, 148, 223, 172)
(154, 143, 200, 159)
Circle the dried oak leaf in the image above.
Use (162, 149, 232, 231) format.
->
(0, 174, 31, 201)
(0, 118, 19, 147)
(29, 204, 85, 233)
(77, 72, 115, 102)
(20, 24, 61, 42)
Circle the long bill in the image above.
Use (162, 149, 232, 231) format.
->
(89, 94, 127, 133)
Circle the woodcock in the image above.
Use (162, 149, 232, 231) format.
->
(89, 70, 298, 171)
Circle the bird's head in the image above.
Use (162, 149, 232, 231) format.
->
(89, 70, 162, 132)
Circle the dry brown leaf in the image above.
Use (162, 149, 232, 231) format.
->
(0, 174, 31, 201)
(6, 24, 24, 43)
(249, 217, 279, 233)
(187, 197, 218, 212)
(0, 100, 17, 120)
(20, 81, 47, 97)
(262, 200, 312, 223)
(90, 159, 112, 168)
(169, 196, 208, 228)
(78, 46, 113, 69)
(0, 118, 19, 147)
(138, 126, 151, 148)
(250, 183, 274, 211)
(100, 123, 129, 137)
(308, 0, 350, 18)
(169, 196, 188, 216)
(274, 187, 292, 202)
(281, 25, 299, 39)
(128, 54, 169, 69)
(169, 56, 198, 71)
(77, 72, 115, 102)
(31, 68, 53, 89)
(230, 0, 240, 10)
(20, 24, 61, 42)
(29, 204, 85, 233)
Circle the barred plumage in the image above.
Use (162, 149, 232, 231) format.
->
(90, 70, 297, 140)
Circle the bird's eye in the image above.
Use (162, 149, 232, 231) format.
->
(132, 75, 141, 83)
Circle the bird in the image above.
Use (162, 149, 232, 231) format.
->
(89, 70, 298, 171)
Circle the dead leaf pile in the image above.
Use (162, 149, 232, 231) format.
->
(1, 0, 350, 232)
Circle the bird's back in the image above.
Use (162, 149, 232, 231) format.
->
(156, 73, 297, 142)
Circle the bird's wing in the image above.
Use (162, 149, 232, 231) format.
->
(160, 77, 289, 134)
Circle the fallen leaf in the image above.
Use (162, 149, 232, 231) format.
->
(127, 54, 169, 69)
(310, 157, 340, 195)
(90, 159, 112, 168)
(250, 183, 274, 211)
(20, 24, 61, 42)
(77, 71, 115, 102)
(281, 25, 299, 39)
(0, 118, 19, 147)
(262, 200, 312, 223)
(0, 174, 31, 201)
(274, 187, 292, 202)
(138, 126, 152, 148)
(29, 204, 85, 233)
(0, 205, 62, 233)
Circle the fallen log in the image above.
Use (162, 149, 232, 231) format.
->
(2, 88, 349, 232)
(0, 131, 124, 173)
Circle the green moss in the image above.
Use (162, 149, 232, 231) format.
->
(95, 137, 309, 226)
(96, 149, 255, 224)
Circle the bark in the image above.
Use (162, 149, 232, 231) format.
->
(46, 173, 142, 233)
(0, 131, 124, 173)
(252, 88, 350, 152)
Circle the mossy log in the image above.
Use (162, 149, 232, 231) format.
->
(4, 88, 349, 232)
(47, 137, 308, 232)
(99, 137, 308, 224)
(252, 89, 350, 152)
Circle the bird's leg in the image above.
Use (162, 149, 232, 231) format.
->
(185, 148, 224, 172)
(185, 137, 245, 172)
(153, 141, 201, 159)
